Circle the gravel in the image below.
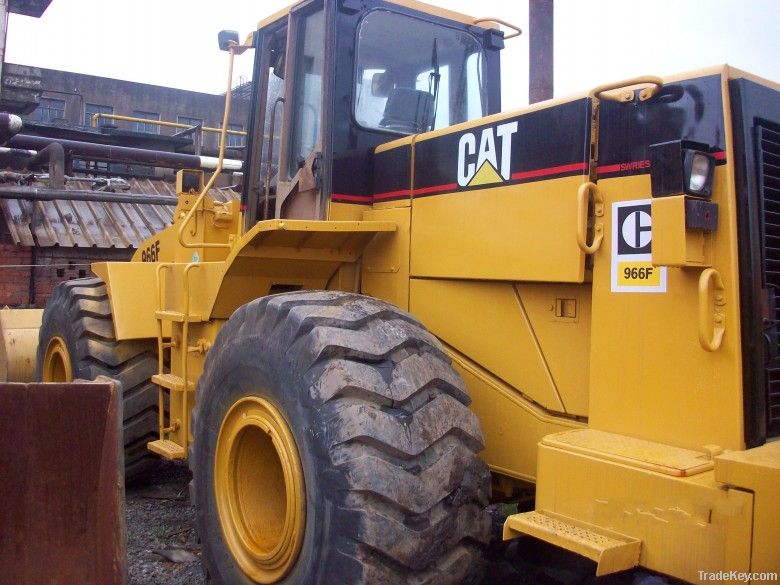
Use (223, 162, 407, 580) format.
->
(126, 462, 204, 585)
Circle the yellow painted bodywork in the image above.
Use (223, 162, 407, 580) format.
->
(519, 429, 755, 583)
(89, 63, 780, 580)
(651, 195, 713, 267)
(97, 206, 396, 452)
(258, 0, 480, 31)
(362, 206, 412, 311)
(588, 155, 744, 454)
(715, 441, 780, 576)
(411, 178, 586, 282)
(409, 279, 589, 416)
(497, 67, 777, 579)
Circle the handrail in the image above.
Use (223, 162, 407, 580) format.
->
(176, 41, 246, 250)
(576, 181, 604, 254)
(589, 76, 664, 103)
(180, 262, 200, 449)
(155, 263, 172, 438)
(91, 113, 247, 138)
(264, 97, 285, 220)
(698, 268, 726, 352)
(472, 17, 522, 39)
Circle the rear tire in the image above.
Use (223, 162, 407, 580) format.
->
(191, 291, 490, 584)
(36, 277, 160, 479)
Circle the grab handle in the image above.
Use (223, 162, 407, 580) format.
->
(576, 181, 604, 254)
(589, 76, 664, 102)
(698, 268, 726, 352)
(472, 17, 522, 39)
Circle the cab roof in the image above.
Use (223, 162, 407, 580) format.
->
(256, 0, 478, 30)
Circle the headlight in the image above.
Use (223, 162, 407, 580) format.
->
(688, 154, 710, 191)
(685, 150, 714, 196)
(650, 140, 716, 198)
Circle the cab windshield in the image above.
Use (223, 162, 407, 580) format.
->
(354, 10, 487, 135)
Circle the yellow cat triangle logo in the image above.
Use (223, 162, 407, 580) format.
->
(467, 160, 503, 187)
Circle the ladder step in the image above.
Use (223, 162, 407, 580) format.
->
(503, 510, 640, 577)
(155, 310, 203, 323)
(152, 373, 194, 391)
(147, 439, 186, 460)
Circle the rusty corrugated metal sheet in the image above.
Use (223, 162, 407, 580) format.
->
(0, 177, 238, 248)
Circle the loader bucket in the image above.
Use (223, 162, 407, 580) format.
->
(0, 308, 42, 382)
(0, 378, 125, 585)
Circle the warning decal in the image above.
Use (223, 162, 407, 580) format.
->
(611, 200, 667, 293)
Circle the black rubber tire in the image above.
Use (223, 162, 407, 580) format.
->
(191, 291, 491, 585)
(36, 277, 160, 479)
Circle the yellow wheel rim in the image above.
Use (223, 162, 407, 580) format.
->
(42, 336, 73, 382)
(215, 396, 306, 584)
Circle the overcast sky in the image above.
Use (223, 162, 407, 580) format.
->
(5, 0, 780, 111)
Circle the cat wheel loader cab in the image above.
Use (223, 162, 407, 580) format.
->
(33, 0, 780, 583)
(239, 0, 501, 226)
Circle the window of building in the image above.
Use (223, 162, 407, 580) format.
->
(72, 159, 109, 173)
(33, 97, 66, 123)
(177, 115, 203, 130)
(84, 103, 114, 127)
(133, 110, 161, 134)
(227, 123, 244, 148)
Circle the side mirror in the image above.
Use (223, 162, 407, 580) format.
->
(218, 30, 239, 52)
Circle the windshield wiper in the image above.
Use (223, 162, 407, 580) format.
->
(428, 38, 440, 131)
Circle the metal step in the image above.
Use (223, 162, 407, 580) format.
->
(151, 373, 193, 392)
(147, 439, 186, 460)
(154, 310, 203, 323)
(542, 428, 714, 477)
(504, 510, 641, 576)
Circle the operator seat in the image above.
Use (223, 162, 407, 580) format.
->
(379, 88, 434, 134)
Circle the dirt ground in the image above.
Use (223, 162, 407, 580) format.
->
(125, 462, 674, 585)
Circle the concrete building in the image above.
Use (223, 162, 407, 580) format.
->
(23, 66, 251, 154)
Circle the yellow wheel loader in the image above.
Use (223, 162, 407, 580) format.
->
(33, 0, 780, 583)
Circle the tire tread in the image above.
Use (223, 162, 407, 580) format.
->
(192, 292, 489, 584)
(37, 277, 160, 478)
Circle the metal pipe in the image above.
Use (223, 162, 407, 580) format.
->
(176, 41, 247, 251)
(529, 0, 554, 104)
(264, 97, 284, 220)
(0, 185, 178, 206)
(8, 134, 243, 172)
(0, 146, 36, 157)
(27, 142, 65, 188)
(0, 113, 23, 144)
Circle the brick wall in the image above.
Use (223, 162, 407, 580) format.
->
(0, 241, 33, 306)
(0, 224, 132, 308)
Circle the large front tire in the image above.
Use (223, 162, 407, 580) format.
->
(36, 277, 160, 479)
(191, 291, 490, 584)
